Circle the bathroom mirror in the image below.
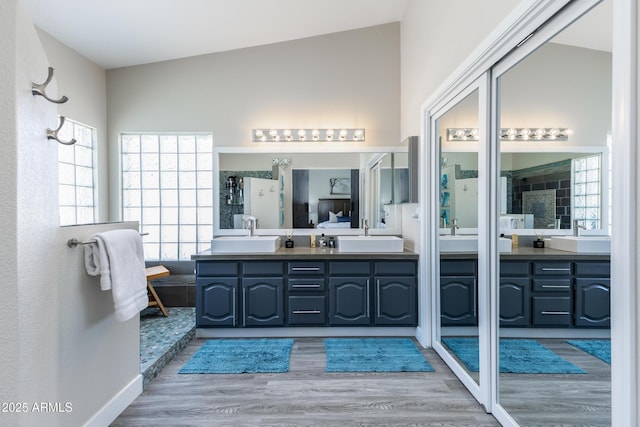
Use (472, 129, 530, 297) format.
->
(495, 1, 612, 425)
(215, 149, 409, 233)
(440, 149, 607, 233)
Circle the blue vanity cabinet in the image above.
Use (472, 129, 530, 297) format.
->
(328, 261, 371, 325)
(241, 262, 285, 326)
(574, 262, 611, 327)
(440, 260, 477, 326)
(374, 261, 417, 325)
(195, 262, 239, 327)
(499, 261, 530, 327)
(287, 261, 326, 325)
(531, 262, 573, 327)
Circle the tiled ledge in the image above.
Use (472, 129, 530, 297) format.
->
(140, 307, 195, 388)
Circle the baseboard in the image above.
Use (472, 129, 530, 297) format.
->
(83, 374, 142, 427)
(196, 326, 417, 339)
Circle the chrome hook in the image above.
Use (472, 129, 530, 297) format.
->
(32, 67, 69, 104)
(47, 116, 76, 145)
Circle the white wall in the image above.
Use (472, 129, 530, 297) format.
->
(35, 29, 109, 221)
(400, 0, 520, 139)
(13, 3, 61, 425)
(1, 3, 142, 426)
(0, 2, 20, 425)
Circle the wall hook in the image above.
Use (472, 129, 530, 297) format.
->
(47, 116, 76, 145)
(32, 67, 69, 104)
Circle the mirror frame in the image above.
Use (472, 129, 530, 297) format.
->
(213, 145, 408, 236)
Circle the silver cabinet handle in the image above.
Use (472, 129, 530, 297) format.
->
(292, 267, 320, 271)
(541, 268, 571, 271)
(292, 310, 321, 314)
(541, 285, 570, 289)
(541, 311, 570, 315)
(291, 284, 321, 288)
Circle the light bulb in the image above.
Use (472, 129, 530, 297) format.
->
(298, 129, 306, 140)
(255, 130, 264, 139)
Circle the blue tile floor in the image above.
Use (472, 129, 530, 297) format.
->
(140, 307, 195, 388)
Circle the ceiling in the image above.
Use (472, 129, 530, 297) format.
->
(24, 0, 409, 69)
(24, 0, 611, 71)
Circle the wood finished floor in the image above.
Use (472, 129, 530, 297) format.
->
(499, 339, 611, 427)
(112, 337, 500, 427)
(113, 337, 610, 426)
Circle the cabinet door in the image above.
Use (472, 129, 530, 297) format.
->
(196, 277, 238, 327)
(440, 276, 477, 326)
(499, 277, 530, 327)
(329, 277, 370, 325)
(242, 278, 285, 326)
(375, 277, 417, 325)
(575, 278, 611, 327)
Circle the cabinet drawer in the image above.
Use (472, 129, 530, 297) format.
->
(532, 296, 572, 326)
(242, 261, 284, 276)
(441, 260, 475, 276)
(532, 262, 572, 276)
(329, 261, 370, 276)
(575, 262, 610, 277)
(288, 278, 326, 292)
(196, 262, 238, 277)
(288, 296, 326, 325)
(288, 261, 325, 275)
(375, 261, 416, 276)
(500, 261, 529, 276)
(532, 279, 572, 292)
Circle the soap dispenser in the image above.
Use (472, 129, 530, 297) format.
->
(318, 233, 327, 248)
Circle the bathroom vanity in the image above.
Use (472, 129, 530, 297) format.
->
(192, 247, 418, 330)
(441, 247, 611, 328)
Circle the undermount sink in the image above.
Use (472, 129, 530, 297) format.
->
(439, 235, 513, 253)
(210, 236, 280, 253)
(547, 236, 611, 253)
(337, 235, 404, 253)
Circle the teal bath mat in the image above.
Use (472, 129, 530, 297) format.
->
(442, 338, 586, 374)
(324, 338, 434, 373)
(567, 339, 611, 364)
(179, 338, 294, 374)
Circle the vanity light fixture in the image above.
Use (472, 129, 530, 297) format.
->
(252, 128, 365, 142)
(446, 127, 571, 141)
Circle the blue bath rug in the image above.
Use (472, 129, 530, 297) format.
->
(179, 338, 294, 374)
(324, 338, 434, 373)
(567, 339, 611, 364)
(442, 338, 585, 374)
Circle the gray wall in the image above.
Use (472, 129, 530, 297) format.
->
(107, 23, 401, 220)
(36, 29, 109, 221)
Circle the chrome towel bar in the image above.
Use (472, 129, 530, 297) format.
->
(67, 233, 148, 248)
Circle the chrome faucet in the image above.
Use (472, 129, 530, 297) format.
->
(362, 218, 369, 236)
(573, 219, 586, 237)
(451, 218, 460, 236)
(245, 216, 257, 237)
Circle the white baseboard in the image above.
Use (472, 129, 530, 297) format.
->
(196, 327, 416, 339)
(83, 374, 142, 427)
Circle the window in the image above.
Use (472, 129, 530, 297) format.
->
(58, 118, 97, 226)
(121, 133, 214, 260)
(572, 154, 601, 230)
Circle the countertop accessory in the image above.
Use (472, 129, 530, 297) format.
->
(32, 67, 69, 104)
(533, 233, 545, 248)
(47, 116, 77, 145)
(285, 231, 294, 248)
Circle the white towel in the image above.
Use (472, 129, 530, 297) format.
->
(84, 229, 148, 322)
